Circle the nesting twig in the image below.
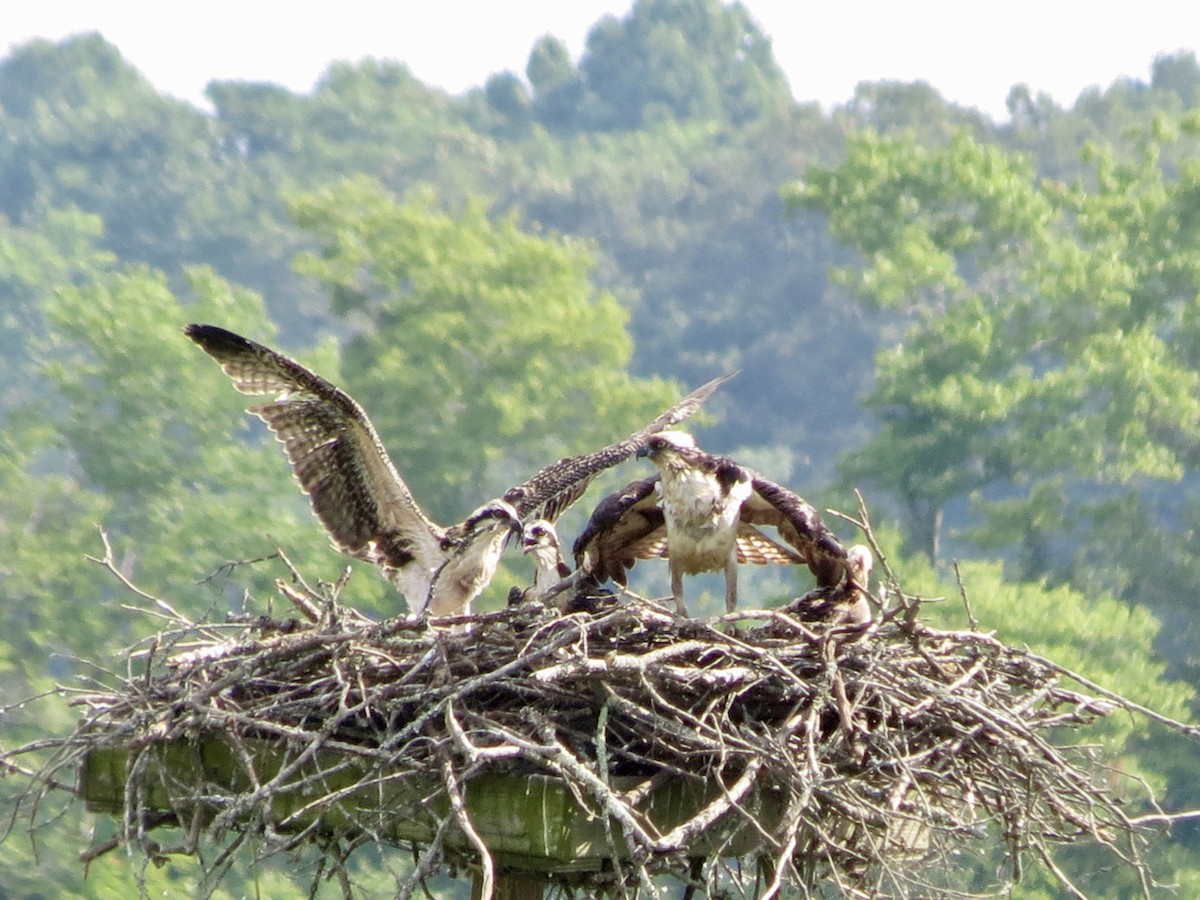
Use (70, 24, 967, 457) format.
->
(2, 538, 1196, 898)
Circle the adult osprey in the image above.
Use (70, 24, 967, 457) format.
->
(573, 432, 847, 615)
(186, 324, 731, 618)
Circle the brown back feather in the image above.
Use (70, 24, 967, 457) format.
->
(575, 471, 809, 589)
(572, 476, 664, 585)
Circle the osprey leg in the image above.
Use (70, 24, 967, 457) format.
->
(670, 565, 688, 616)
(724, 550, 739, 614)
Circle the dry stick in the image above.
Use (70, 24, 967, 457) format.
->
(533, 740, 658, 898)
(760, 766, 818, 900)
(533, 727, 658, 848)
(657, 755, 764, 851)
(532, 639, 731, 682)
(274, 579, 322, 623)
(273, 547, 322, 602)
(86, 528, 196, 626)
(445, 704, 520, 764)
(952, 561, 980, 631)
(919, 621, 1200, 737)
(1033, 844, 1090, 900)
(441, 756, 494, 900)
(375, 624, 584, 754)
(394, 811, 454, 900)
(206, 696, 375, 836)
(0, 754, 75, 793)
(829, 491, 923, 623)
(1018, 646, 1200, 740)
(42, 540, 1200, 898)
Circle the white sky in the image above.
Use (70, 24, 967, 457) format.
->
(2, 1, 1197, 121)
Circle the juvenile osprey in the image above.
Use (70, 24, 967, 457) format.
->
(783, 544, 873, 627)
(507, 519, 572, 607)
(186, 324, 730, 618)
(573, 432, 847, 615)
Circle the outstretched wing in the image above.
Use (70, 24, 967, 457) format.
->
(741, 476, 848, 587)
(503, 372, 736, 524)
(185, 324, 445, 585)
(573, 476, 667, 585)
(734, 524, 807, 565)
(574, 473, 805, 587)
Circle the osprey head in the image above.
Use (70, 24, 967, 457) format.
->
(521, 519, 559, 554)
(636, 430, 696, 461)
(463, 499, 523, 536)
(846, 544, 873, 587)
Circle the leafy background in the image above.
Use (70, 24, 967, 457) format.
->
(3, 1, 1200, 894)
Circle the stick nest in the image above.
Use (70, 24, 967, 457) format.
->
(25, 559, 1167, 899)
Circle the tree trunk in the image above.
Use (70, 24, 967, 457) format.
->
(904, 495, 942, 562)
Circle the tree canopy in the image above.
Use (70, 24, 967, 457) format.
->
(787, 118, 1200, 621)
(2, 7, 1200, 895)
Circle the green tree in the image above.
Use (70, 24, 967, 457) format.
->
(483, 71, 533, 133)
(834, 79, 990, 137)
(17, 266, 331, 671)
(527, 35, 584, 129)
(1151, 50, 1200, 106)
(0, 177, 695, 896)
(788, 120, 1200, 574)
(0, 226, 369, 895)
(579, 0, 791, 129)
(0, 34, 224, 270)
(289, 177, 682, 529)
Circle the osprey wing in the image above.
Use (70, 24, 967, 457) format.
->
(741, 475, 848, 587)
(503, 372, 735, 524)
(572, 476, 667, 586)
(735, 523, 807, 565)
(185, 324, 445, 582)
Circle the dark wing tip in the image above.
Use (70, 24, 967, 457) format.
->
(643, 369, 739, 435)
(678, 369, 738, 408)
(185, 323, 256, 357)
(687, 369, 739, 403)
(501, 372, 734, 523)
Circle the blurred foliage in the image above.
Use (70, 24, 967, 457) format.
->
(888, 544, 1200, 895)
(789, 119, 1200, 629)
(288, 178, 681, 522)
(2, 3, 1200, 896)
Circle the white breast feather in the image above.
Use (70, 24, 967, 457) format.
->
(387, 562, 438, 613)
(425, 525, 508, 616)
(661, 467, 752, 575)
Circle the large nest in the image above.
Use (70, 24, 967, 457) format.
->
(10, 541, 1177, 899)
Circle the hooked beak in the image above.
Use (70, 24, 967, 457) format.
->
(500, 515, 523, 548)
(635, 444, 650, 460)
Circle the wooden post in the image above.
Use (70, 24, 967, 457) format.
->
(472, 870, 549, 900)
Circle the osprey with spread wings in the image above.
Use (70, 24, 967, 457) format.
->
(573, 431, 848, 615)
(186, 324, 731, 618)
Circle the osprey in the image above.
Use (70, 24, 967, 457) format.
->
(186, 324, 730, 618)
(783, 544, 873, 627)
(573, 432, 847, 615)
(507, 519, 572, 607)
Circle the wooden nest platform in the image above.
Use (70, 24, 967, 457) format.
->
(21, 564, 1168, 899)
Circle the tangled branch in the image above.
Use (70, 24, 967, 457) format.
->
(3, 567, 1184, 899)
